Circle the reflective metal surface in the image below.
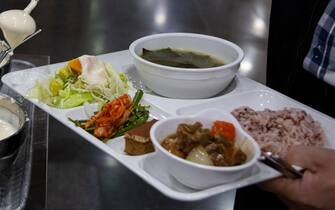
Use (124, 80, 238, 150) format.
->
(0, 41, 11, 87)
(0, 55, 49, 210)
(0, 0, 277, 209)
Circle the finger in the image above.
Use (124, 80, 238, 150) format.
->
(279, 196, 318, 210)
(260, 177, 303, 202)
(285, 146, 335, 172)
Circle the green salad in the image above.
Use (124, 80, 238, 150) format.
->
(28, 55, 130, 109)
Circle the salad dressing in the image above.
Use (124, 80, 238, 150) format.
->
(0, 119, 16, 140)
(79, 55, 108, 86)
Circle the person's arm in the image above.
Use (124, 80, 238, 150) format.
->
(261, 146, 335, 210)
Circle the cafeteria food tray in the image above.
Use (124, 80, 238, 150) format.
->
(2, 51, 335, 202)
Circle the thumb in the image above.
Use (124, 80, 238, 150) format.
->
(285, 146, 332, 172)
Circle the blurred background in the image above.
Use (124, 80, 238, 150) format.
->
(1, 0, 272, 209)
(0, 0, 270, 84)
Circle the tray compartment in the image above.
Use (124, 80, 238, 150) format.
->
(176, 90, 335, 148)
(66, 99, 170, 155)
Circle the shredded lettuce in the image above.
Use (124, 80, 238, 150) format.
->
(27, 60, 130, 109)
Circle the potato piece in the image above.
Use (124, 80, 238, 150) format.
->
(186, 145, 213, 166)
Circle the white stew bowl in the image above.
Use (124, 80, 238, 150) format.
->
(150, 109, 260, 189)
(129, 33, 244, 99)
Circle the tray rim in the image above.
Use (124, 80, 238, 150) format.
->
(176, 89, 335, 122)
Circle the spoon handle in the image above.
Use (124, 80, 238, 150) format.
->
(259, 152, 304, 179)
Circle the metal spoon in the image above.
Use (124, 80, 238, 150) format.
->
(259, 151, 304, 179)
(0, 29, 41, 63)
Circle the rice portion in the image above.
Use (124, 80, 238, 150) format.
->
(231, 106, 326, 156)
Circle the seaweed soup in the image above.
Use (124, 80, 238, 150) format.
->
(141, 48, 225, 68)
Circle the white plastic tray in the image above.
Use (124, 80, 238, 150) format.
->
(2, 51, 335, 202)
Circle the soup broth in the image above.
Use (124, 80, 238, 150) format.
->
(141, 48, 224, 68)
